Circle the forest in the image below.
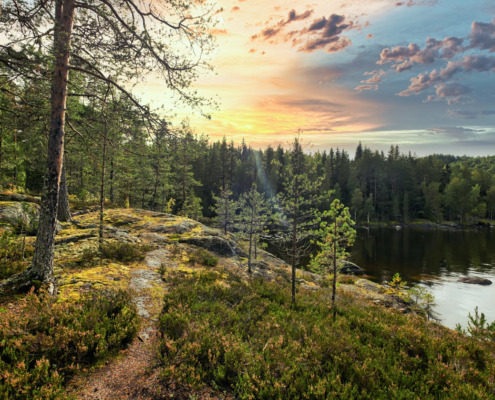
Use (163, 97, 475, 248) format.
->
(2, 79, 494, 226)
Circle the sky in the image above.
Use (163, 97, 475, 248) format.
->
(145, 0, 495, 156)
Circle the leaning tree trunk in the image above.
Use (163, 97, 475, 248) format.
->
(57, 159, 72, 222)
(0, 0, 76, 292)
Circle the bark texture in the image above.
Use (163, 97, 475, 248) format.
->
(57, 159, 72, 222)
(28, 0, 76, 283)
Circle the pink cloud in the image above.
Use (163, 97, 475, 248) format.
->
(368, 19, 495, 102)
(469, 20, 495, 52)
(252, 12, 355, 54)
(355, 84, 379, 91)
(361, 69, 386, 84)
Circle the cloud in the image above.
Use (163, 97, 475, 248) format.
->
(398, 55, 495, 97)
(368, 19, 495, 99)
(448, 109, 495, 119)
(426, 126, 482, 140)
(298, 14, 355, 53)
(252, 9, 314, 41)
(378, 19, 494, 73)
(378, 37, 465, 71)
(396, 0, 438, 6)
(361, 69, 386, 84)
(469, 20, 495, 51)
(425, 82, 472, 105)
(252, 12, 355, 54)
(355, 84, 379, 91)
(209, 29, 229, 36)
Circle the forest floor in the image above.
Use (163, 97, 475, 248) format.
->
(59, 208, 245, 399)
(1, 202, 413, 399)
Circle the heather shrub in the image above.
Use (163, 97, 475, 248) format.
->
(100, 241, 153, 263)
(188, 248, 218, 267)
(158, 271, 495, 399)
(0, 289, 139, 399)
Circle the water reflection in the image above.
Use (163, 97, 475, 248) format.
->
(350, 227, 495, 329)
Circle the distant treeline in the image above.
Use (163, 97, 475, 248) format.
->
(2, 97, 494, 224)
(0, 75, 493, 223)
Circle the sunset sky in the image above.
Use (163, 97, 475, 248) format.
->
(146, 0, 495, 156)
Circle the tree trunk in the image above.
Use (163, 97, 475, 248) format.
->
(0, 128, 3, 190)
(18, 0, 75, 288)
(248, 231, 253, 274)
(99, 130, 107, 252)
(13, 131, 18, 187)
(332, 227, 337, 320)
(57, 159, 71, 222)
(109, 156, 114, 203)
(291, 216, 297, 306)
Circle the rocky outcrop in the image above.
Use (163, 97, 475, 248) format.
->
(0, 201, 40, 233)
(458, 277, 492, 285)
(178, 235, 247, 257)
(149, 220, 198, 235)
(0, 200, 64, 234)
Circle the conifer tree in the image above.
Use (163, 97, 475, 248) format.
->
(235, 184, 272, 273)
(213, 188, 236, 235)
(276, 136, 323, 305)
(312, 199, 356, 315)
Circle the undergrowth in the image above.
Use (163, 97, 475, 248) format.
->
(0, 230, 33, 280)
(188, 248, 218, 267)
(76, 241, 154, 267)
(0, 289, 139, 399)
(158, 270, 495, 399)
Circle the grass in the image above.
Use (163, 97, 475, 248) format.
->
(158, 270, 495, 399)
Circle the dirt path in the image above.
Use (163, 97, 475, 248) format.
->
(68, 249, 170, 399)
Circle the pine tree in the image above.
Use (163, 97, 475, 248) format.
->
(276, 136, 323, 305)
(235, 184, 272, 273)
(312, 199, 356, 315)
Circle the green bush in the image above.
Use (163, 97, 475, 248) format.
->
(188, 248, 218, 267)
(100, 241, 153, 263)
(0, 289, 139, 399)
(0, 230, 33, 280)
(158, 271, 495, 399)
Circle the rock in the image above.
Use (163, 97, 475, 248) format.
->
(458, 277, 492, 285)
(145, 249, 169, 269)
(0, 201, 39, 232)
(339, 261, 365, 275)
(179, 235, 247, 257)
(149, 220, 198, 235)
(139, 232, 169, 244)
(0, 201, 63, 234)
(104, 225, 140, 243)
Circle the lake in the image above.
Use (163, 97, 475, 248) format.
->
(350, 226, 495, 330)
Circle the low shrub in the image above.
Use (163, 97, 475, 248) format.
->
(188, 248, 218, 267)
(0, 289, 139, 399)
(338, 275, 357, 285)
(100, 241, 153, 263)
(0, 230, 33, 280)
(158, 271, 495, 399)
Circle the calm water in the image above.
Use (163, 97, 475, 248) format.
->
(350, 226, 495, 330)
